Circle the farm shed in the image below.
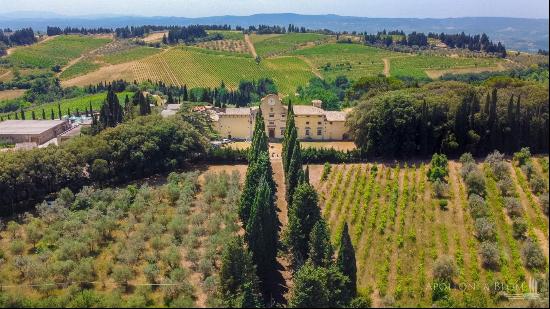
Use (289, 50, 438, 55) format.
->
(0, 120, 70, 145)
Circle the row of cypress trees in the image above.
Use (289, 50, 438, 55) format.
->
(281, 101, 362, 307)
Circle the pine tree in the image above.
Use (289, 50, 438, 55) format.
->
(285, 182, 321, 267)
(336, 224, 357, 297)
(308, 219, 333, 268)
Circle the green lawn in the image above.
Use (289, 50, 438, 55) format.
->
(1, 92, 133, 120)
(137, 47, 315, 94)
(8, 35, 112, 69)
(252, 33, 330, 57)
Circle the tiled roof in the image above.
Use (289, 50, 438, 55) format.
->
(324, 111, 347, 122)
(293, 105, 325, 116)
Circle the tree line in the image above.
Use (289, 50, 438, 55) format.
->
(348, 79, 549, 158)
(46, 26, 113, 36)
(363, 29, 507, 57)
(0, 28, 36, 55)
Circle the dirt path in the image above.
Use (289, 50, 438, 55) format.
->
(383, 58, 390, 77)
(297, 55, 323, 79)
(267, 143, 291, 304)
(244, 34, 258, 58)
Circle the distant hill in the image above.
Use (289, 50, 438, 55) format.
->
(0, 13, 548, 52)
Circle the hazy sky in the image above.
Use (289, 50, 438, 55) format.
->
(1, 0, 548, 19)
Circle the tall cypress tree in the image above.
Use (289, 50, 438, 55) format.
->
(282, 100, 295, 173)
(308, 219, 333, 268)
(285, 182, 321, 267)
(246, 174, 278, 283)
(50, 109, 55, 120)
(336, 224, 357, 297)
(57, 103, 62, 119)
(41, 109, 46, 120)
(286, 141, 303, 205)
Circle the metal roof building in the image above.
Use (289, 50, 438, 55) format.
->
(0, 120, 70, 145)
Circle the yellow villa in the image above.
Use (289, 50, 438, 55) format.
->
(209, 94, 350, 141)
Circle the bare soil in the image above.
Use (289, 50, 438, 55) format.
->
(0, 89, 25, 100)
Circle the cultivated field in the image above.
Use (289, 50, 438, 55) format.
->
(196, 40, 250, 55)
(0, 170, 242, 307)
(134, 47, 315, 94)
(100, 46, 162, 65)
(251, 33, 331, 57)
(318, 159, 548, 307)
(0, 89, 25, 101)
(59, 60, 102, 80)
(8, 35, 112, 69)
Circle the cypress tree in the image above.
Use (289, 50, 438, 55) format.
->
(336, 224, 357, 297)
(31, 111, 36, 120)
(50, 109, 54, 120)
(308, 219, 333, 268)
(20, 108, 25, 120)
(58, 103, 62, 119)
(285, 182, 321, 267)
(245, 174, 278, 283)
(249, 109, 268, 164)
(219, 237, 262, 307)
(286, 141, 303, 205)
(41, 109, 46, 120)
(282, 100, 295, 173)
(304, 165, 310, 184)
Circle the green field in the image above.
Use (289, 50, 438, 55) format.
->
(389, 55, 502, 78)
(136, 47, 315, 94)
(100, 46, 162, 65)
(8, 35, 112, 69)
(59, 59, 101, 80)
(251, 33, 330, 57)
(292, 43, 399, 80)
(0, 91, 132, 120)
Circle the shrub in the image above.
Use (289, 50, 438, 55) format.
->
(468, 194, 488, 219)
(513, 147, 531, 166)
(504, 197, 522, 218)
(459, 153, 475, 165)
(112, 264, 134, 291)
(480, 241, 500, 270)
(460, 162, 477, 180)
(521, 162, 535, 180)
(474, 218, 496, 242)
(321, 162, 331, 181)
(497, 178, 515, 197)
(522, 240, 547, 270)
(512, 217, 528, 239)
(432, 179, 449, 199)
(349, 296, 373, 308)
(485, 151, 507, 180)
(432, 255, 456, 283)
(529, 175, 546, 195)
(428, 153, 449, 182)
(466, 170, 486, 197)
(438, 199, 449, 210)
(9, 240, 25, 256)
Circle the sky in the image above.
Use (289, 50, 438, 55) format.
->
(0, 0, 548, 19)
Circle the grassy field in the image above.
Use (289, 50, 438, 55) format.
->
(251, 33, 330, 57)
(0, 91, 133, 120)
(100, 46, 162, 65)
(318, 159, 548, 307)
(0, 170, 242, 307)
(135, 47, 315, 94)
(8, 35, 112, 69)
(59, 60, 102, 80)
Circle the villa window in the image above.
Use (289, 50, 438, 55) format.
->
(306, 121, 310, 125)
(305, 127, 311, 136)
(317, 128, 322, 136)
(269, 113, 275, 118)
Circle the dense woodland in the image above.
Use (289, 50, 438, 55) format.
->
(348, 78, 549, 158)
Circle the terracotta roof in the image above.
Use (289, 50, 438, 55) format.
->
(292, 105, 325, 116)
(324, 111, 347, 122)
